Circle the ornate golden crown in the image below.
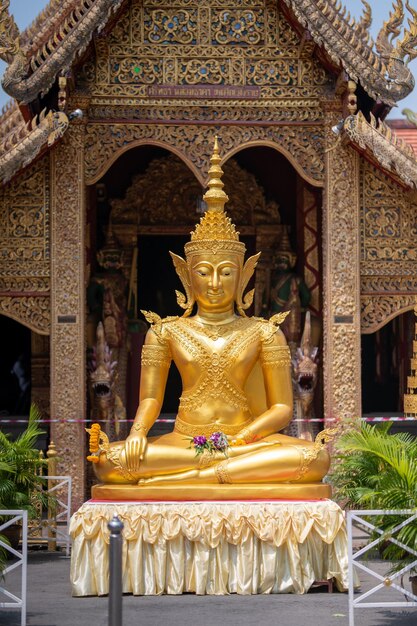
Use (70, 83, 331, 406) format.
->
(171, 137, 259, 317)
(184, 137, 246, 259)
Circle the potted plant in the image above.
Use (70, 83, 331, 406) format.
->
(0, 404, 50, 548)
(330, 422, 417, 594)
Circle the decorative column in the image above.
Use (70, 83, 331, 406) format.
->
(50, 125, 86, 511)
(322, 101, 362, 422)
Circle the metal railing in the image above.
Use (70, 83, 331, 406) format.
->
(347, 509, 417, 626)
(25, 443, 72, 555)
(0, 510, 28, 626)
(28, 476, 72, 556)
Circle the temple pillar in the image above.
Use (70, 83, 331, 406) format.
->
(322, 101, 361, 421)
(50, 125, 86, 511)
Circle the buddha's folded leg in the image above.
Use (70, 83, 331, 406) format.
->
(139, 442, 330, 485)
(93, 440, 198, 483)
(93, 438, 275, 483)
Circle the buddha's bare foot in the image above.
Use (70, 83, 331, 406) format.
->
(138, 468, 200, 485)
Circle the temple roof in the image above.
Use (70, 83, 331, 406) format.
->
(282, 0, 417, 107)
(344, 112, 417, 189)
(0, 0, 124, 103)
(0, 0, 415, 107)
(0, 0, 416, 185)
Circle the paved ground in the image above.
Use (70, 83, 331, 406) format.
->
(1, 550, 416, 626)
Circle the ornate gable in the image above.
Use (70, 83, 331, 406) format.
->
(78, 0, 331, 123)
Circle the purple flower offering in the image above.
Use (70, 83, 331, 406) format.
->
(193, 435, 207, 447)
(187, 431, 229, 458)
(209, 431, 229, 452)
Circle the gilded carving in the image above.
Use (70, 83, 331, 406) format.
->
(88, 102, 324, 123)
(0, 296, 49, 334)
(0, 276, 49, 292)
(0, 0, 414, 120)
(282, 0, 416, 106)
(361, 162, 417, 262)
(322, 101, 361, 420)
(0, 108, 69, 185)
(1, 0, 125, 103)
(144, 8, 198, 44)
(50, 126, 86, 512)
(0, 156, 50, 333)
(212, 9, 264, 45)
(110, 153, 270, 228)
(360, 161, 417, 331)
(361, 295, 416, 334)
(344, 112, 417, 189)
(178, 59, 228, 84)
(76, 0, 333, 118)
(247, 59, 298, 85)
(84, 123, 324, 187)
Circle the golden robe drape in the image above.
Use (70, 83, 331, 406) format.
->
(70, 500, 349, 596)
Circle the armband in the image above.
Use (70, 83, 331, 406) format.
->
(141, 344, 171, 368)
(260, 345, 291, 368)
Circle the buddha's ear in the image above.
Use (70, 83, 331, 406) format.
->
(169, 251, 194, 317)
(236, 252, 261, 317)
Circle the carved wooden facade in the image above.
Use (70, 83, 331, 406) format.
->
(1, 0, 417, 507)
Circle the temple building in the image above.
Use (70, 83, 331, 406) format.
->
(1, 0, 417, 507)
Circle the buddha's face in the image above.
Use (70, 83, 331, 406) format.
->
(189, 253, 241, 311)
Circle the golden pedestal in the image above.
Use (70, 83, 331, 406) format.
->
(92, 482, 331, 501)
(70, 496, 349, 596)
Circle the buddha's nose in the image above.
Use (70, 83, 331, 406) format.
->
(210, 271, 221, 289)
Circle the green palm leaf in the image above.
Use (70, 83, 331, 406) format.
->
(331, 422, 417, 573)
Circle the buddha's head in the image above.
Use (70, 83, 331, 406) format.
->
(171, 138, 260, 316)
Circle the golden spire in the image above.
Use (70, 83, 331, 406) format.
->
(185, 137, 245, 258)
(202, 136, 229, 212)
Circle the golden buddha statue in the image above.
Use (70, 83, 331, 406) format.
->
(88, 139, 332, 500)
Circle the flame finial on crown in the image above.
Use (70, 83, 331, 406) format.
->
(185, 137, 246, 258)
(202, 136, 228, 213)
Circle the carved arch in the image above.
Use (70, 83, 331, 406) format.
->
(86, 137, 204, 186)
(109, 152, 275, 228)
(84, 124, 324, 188)
(361, 295, 416, 334)
(0, 298, 50, 335)
(223, 140, 323, 188)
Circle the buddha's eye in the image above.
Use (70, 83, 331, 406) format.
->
(197, 270, 207, 277)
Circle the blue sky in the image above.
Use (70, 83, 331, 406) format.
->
(1, 0, 416, 117)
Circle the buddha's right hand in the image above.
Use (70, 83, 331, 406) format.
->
(124, 433, 148, 472)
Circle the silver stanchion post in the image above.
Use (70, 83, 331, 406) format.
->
(108, 515, 124, 626)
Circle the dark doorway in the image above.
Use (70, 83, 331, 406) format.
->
(137, 235, 187, 414)
(361, 312, 413, 415)
(0, 316, 31, 416)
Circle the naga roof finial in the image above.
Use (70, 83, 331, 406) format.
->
(0, 0, 20, 64)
